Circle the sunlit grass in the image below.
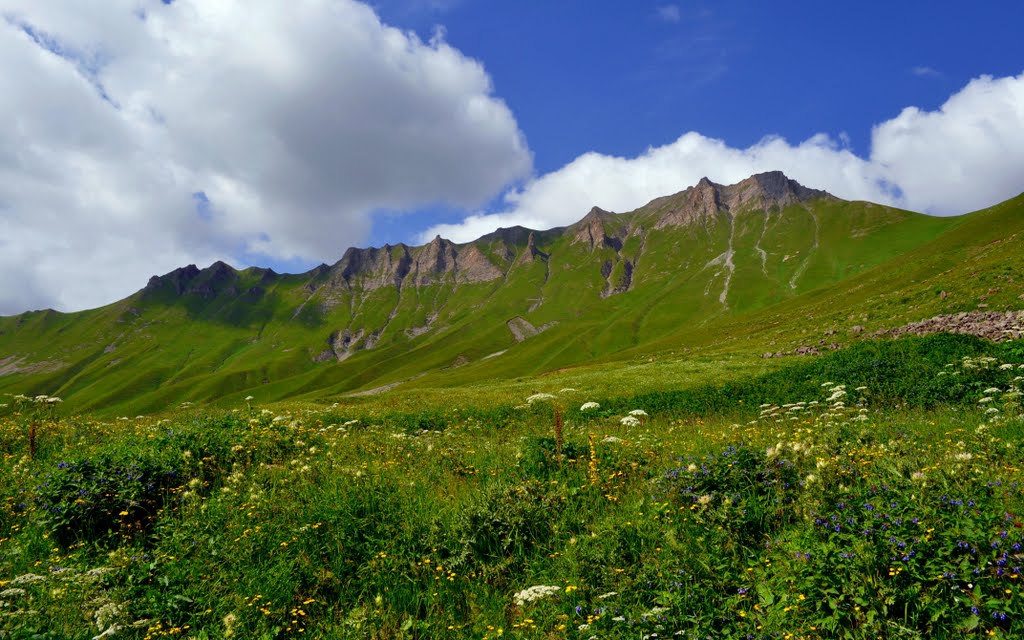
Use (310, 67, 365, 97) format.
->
(2, 337, 1024, 638)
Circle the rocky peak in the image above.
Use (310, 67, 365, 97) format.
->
(142, 261, 244, 299)
(478, 225, 533, 246)
(414, 236, 458, 285)
(517, 230, 549, 264)
(725, 171, 835, 211)
(145, 264, 201, 294)
(654, 171, 837, 228)
(335, 244, 412, 290)
(573, 207, 618, 250)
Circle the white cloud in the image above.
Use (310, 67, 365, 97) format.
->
(423, 71, 1024, 243)
(870, 73, 1024, 214)
(0, 0, 530, 314)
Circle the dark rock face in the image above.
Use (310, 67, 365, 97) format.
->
(146, 264, 201, 294)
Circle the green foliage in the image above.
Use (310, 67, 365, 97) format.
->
(35, 453, 188, 545)
(5, 322, 1024, 636)
(595, 333, 1020, 420)
(448, 480, 560, 578)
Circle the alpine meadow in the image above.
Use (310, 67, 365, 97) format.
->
(3, 170, 1024, 638)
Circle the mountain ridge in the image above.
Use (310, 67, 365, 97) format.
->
(139, 171, 837, 306)
(3, 171, 1021, 416)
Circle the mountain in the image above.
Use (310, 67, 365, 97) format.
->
(1, 171, 1022, 415)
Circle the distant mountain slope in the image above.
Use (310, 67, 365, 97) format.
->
(3, 171, 1015, 415)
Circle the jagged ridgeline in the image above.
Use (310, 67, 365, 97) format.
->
(3, 171, 1022, 414)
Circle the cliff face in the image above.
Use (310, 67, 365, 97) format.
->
(327, 236, 505, 293)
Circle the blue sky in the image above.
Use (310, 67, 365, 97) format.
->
(1, 0, 1023, 313)
(368, 0, 1024, 245)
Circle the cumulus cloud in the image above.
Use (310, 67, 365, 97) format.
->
(870, 73, 1024, 214)
(0, 0, 530, 314)
(422, 71, 1024, 244)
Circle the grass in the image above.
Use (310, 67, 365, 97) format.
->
(3, 335, 1024, 638)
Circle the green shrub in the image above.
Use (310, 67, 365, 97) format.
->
(35, 453, 190, 545)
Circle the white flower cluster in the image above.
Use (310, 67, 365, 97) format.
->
(513, 584, 561, 606)
(10, 573, 45, 585)
(620, 415, 641, 427)
(580, 402, 600, 411)
(628, 409, 648, 417)
(94, 602, 122, 631)
(13, 394, 61, 404)
(526, 393, 556, 404)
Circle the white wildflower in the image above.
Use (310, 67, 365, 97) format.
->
(513, 585, 561, 606)
(10, 573, 45, 585)
(1000, 364, 1015, 370)
(597, 591, 618, 600)
(979, 397, 994, 404)
(602, 436, 623, 444)
(244, 395, 255, 401)
(580, 402, 600, 411)
(620, 415, 641, 427)
(559, 388, 578, 393)
(526, 393, 556, 404)
(0, 588, 26, 598)
(697, 494, 713, 506)
(94, 602, 122, 631)
(628, 409, 648, 417)
(84, 567, 113, 578)
(983, 387, 1002, 394)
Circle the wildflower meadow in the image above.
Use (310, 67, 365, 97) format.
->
(3, 334, 1024, 638)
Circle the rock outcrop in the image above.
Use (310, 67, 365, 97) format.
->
(872, 311, 1024, 342)
(330, 237, 504, 292)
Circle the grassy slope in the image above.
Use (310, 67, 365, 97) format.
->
(2, 192, 1020, 416)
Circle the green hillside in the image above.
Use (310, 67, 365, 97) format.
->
(0, 171, 1020, 416)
